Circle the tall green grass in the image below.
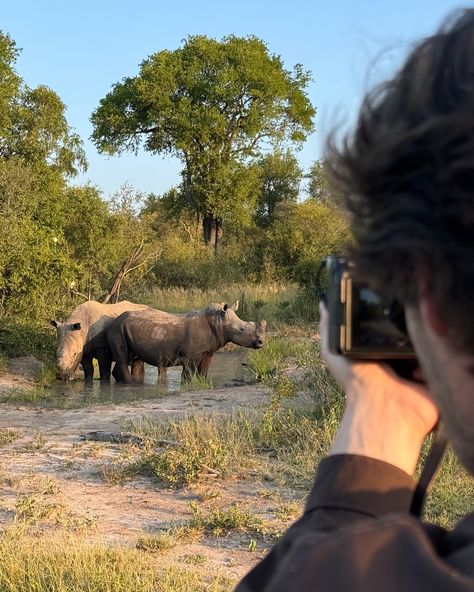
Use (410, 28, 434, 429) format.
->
(0, 528, 236, 592)
(246, 335, 317, 382)
(124, 376, 343, 491)
(143, 282, 316, 325)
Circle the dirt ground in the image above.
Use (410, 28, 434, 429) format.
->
(0, 360, 305, 581)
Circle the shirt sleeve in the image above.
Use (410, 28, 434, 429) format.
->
(235, 453, 417, 592)
(305, 453, 416, 518)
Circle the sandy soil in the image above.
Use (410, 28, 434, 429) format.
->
(0, 361, 306, 581)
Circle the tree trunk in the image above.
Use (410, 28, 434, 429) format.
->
(102, 242, 144, 304)
(203, 215, 222, 253)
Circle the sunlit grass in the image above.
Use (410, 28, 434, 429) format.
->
(423, 447, 474, 528)
(124, 378, 343, 491)
(143, 282, 311, 325)
(0, 528, 236, 592)
(246, 334, 317, 382)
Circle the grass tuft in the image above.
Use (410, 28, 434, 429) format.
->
(0, 428, 21, 447)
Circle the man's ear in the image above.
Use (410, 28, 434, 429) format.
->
(414, 267, 448, 337)
(418, 292, 448, 337)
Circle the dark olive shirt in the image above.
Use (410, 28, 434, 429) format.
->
(236, 455, 474, 591)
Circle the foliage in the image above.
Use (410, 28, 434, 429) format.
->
(255, 151, 302, 227)
(0, 428, 20, 447)
(265, 200, 350, 291)
(189, 503, 266, 538)
(91, 34, 315, 244)
(246, 336, 314, 382)
(0, 31, 86, 176)
(141, 419, 232, 487)
(136, 524, 202, 553)
(0, 321, 56, 360)
(0, 31, 87, 330)
(306, 159, 332, 202)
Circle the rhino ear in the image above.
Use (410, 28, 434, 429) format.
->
(230, 300, 239, 312)
(71, 322, 81, 331)
(50, 320, 61, 329)
(222, 303, 228, 312)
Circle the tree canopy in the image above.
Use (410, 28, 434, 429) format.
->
(0, 31, 86, 177)
(91, 34, 315, 246)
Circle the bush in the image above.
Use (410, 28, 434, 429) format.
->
(0, 322, 56, 361)
(265, 200, 350, 293)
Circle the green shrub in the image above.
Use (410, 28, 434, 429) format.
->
(265, 200, 350, 293)
(143, 436, 230, 488)
(189, 502, 266, 537)
(0, 322, 56, 361)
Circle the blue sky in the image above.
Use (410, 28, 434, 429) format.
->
(1, 0, 466, 199)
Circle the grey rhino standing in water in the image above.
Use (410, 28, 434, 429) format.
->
(50, 300, 150, 381)
(106, 301, 266, 384)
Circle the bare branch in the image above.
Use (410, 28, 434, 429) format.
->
(69, 288, 90, 300)
(123, 250, 161, 276)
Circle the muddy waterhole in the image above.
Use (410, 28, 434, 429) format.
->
(43, 351, 253, 408)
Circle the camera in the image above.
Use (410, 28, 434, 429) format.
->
(320, 256, 415, 360)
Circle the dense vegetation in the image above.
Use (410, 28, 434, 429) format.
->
(0, 30, 349, 360)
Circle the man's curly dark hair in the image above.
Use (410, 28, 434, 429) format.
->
(328, 9, 474, 351)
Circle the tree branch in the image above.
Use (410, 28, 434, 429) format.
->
(69, 288, 90, 301)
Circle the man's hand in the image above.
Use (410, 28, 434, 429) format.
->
(319, 303, 439, 475)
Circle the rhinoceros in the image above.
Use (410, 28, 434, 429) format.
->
(50, 300, 150, 381)
(106, 301, 266, 384)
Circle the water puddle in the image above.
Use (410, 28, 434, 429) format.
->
(42, 351, 253, 408)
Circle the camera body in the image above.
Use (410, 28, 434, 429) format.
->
(324, 256, 415, 360)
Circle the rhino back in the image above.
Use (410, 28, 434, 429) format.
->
(65, 300, 150, 353)
(119, 310, 187, 365)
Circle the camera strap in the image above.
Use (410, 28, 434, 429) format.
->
(410, 423, 448, 517)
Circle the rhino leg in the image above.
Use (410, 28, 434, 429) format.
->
(198, 354, 213, 378)
(81, 356, 94, 381)
(131, 359, 145, 384)
(112, 362, 121, 382)
(97, 349, 112, 382)
(107, 326, 133, 384)
(114, 359, 133, 384)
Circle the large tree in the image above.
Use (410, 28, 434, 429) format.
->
(91, 34, 315, 247)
